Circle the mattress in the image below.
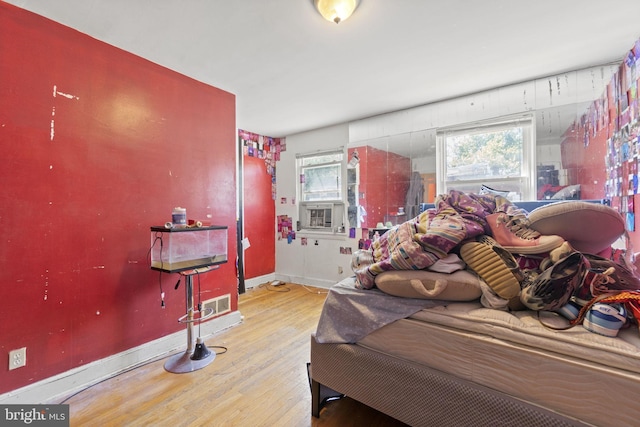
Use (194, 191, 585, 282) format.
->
(357, 302, 640, 427)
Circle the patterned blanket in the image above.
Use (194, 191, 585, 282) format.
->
(355, 190, 528, 289)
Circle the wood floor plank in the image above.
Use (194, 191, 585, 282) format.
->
(63, 283, 407, 426)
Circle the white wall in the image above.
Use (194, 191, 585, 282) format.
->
(274, 124, 357, 288)
(348, 65, 617, 143)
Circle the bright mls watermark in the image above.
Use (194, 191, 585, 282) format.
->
(1, 405, 69, 426)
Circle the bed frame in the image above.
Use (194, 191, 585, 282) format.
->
(310, 335, 586, 426)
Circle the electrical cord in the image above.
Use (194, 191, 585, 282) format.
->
(258, 282, 290, 292)
(256, 281, 328, 295)
(147, 232, 166, 307)
(301, 284, 328, 295)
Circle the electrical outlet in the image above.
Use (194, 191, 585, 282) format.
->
(9, 347, 26, 370)
(338, 266, 343, 274)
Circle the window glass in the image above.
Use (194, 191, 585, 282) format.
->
(299, 151, 343, 202)
(302, 164, 342, 201)
(297, 149, 346, 232)
(446, 126, 523, 179)
(437, 116, 534, 201)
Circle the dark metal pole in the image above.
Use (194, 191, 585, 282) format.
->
(236, 133, 246, 294)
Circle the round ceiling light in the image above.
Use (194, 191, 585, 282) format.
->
(313, 0, 360, 24)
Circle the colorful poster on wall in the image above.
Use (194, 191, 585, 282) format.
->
(239, 129, 286, 200)
(277, 215, 294, 243)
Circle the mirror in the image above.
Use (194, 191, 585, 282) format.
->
(348, 65, 618, 229)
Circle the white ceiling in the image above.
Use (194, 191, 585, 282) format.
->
(6, 0, 640, 137)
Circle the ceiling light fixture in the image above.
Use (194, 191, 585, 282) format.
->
(313, 0, 359, 24)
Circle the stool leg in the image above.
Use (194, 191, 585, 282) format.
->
(185, 275, 195, 354)
(163, 272, 215, 373)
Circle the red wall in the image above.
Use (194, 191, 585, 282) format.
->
(560, 38, 640, 252)
(355, 146, 411, 228)
(242, 155, 275, 278)
(0, 3, 237, 394)
(561, 126, 608, 200)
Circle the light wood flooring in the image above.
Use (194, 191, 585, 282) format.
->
(62, 283, 408, 426)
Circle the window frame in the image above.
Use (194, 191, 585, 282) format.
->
(435, 114, 536, 201)
(296, 148, 347, 233)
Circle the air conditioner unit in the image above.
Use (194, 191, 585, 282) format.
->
(299, 202, 345, 232)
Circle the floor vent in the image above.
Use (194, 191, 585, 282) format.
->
(202, 294, 231, 319)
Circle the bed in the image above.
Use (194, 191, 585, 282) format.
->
(309, 197, 640, 426)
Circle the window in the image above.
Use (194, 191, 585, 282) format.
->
(436, 115, 535, 201)
(299, 150, 344, 201)
(297, 149, 346, 232)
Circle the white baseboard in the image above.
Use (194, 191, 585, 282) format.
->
(243, 273, 276, 290)
(0, 311, 243, 404)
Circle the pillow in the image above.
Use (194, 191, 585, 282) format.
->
(374, 269, 482, 300)
(527, 201, 624, 254)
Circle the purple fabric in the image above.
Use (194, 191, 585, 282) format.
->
(355, 190, 526, 289)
